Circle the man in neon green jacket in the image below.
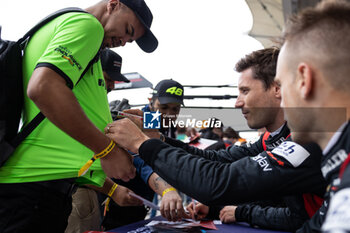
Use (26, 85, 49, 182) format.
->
(0, 0, 158, 232)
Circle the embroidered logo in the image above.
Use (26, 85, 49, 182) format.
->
(55, 46, 82, 70)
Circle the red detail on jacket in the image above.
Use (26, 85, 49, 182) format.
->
(302, 193, 324, 218)
(262, 132, 271, 151)
(339, 153, 350, 178)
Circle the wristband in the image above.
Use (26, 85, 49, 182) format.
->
(103, 183, 118, 215)
(162, 187, 176, 197)
(94, 140, 116, 159)
(108, 183, 118, 197)
(78, 140, 116, 177)
(104, 197, 111, 215)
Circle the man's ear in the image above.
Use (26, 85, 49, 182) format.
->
(273, 82, 281, 99)
(297, 63, 314, 99)
(107, 0, 121, 14)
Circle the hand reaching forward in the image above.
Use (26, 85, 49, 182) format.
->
(219, 205, 237, 223)
(186, 202, 209, 220)
(161, 190, 190, 221)
(105, 118, 149, 154)
(111, 185, 143, 207)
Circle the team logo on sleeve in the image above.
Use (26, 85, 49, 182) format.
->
(54, 45, 82, 70)
(321, 150, 348, 177)
(272, 141, 310, 167)
(143, 111, 161, 129)
(251, 153, 272, 171)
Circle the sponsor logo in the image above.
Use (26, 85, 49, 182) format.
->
(266, 137, 286, 151)
(143, 111, 161, 129)
(55, 46, 82, 70)
(272, 141, 310, 167)
(321, 149, 348, 177)
(251, 154, 272, 171)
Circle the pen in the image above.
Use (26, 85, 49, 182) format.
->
(192, 199, 196, 220)
(116, 111, 143, 120)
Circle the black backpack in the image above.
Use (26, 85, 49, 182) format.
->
(0, 8, 100, 166)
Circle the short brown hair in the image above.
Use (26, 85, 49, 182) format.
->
(235, 47, 280, 90)
(283, 0, 350, 90)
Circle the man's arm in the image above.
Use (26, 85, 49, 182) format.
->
(163, 136, 262, 163)
(232, 204, 308, 232)
(138, 139, 326, 206)
(110, 113, 262, 163)
(87, 177, 142, 206)
(131, 156, 189, 221)
(105, 118, 326, 205)
(148, 173, 189, 221)
(27, 67, 135, 181)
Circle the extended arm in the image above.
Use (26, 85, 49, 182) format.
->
(164, 136, 262, 163)
(87, 177, 142, 206)
(138, 139, 326, 205)
(233, 204, 307, 232)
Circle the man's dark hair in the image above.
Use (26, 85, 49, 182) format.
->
(235, 47, 280, 90)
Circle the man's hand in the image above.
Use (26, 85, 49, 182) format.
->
(186, 202, 209, 220)
(105, 118, 149, 153)
(100, 146, 136, 181)
(147, 173, 190, 221)
(111, 185, 143, 207)
(122, 109, 144, 129)
(161, 190, 190, 221)
(121, 109, 162, 139)
(219, 205, 237, 223)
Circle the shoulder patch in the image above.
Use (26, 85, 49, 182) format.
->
(271, 141, 310, 167)
(322, 188, 350, 232)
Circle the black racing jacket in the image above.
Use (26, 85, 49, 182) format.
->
(298, 121, 350, 233)
(162, 123, 319, 231)
(139, 124, 327, 205)
(164, 122, 291, 163)
(234, 195, 308, 232)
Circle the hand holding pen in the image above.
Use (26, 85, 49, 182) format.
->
(186, 199, 210, 220)
(115, 110, 143, 120)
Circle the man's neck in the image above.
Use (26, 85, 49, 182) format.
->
(265, 110, 286, 133)
(85, 2, 106, 24)
(322, 121, 348, 154)
(319, 132, 338, 151)
(318, 120, 349, 151)
(314, 92, 350, 150)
